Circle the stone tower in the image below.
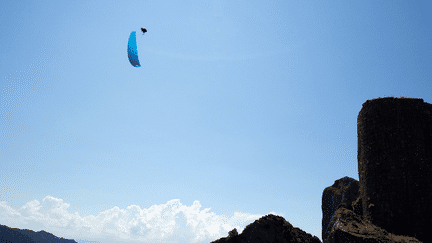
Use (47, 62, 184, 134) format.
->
(357, 97, 432, 243)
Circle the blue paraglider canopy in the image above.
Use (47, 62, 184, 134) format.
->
(127, 31, 141, 67)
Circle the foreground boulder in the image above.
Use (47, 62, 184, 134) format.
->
(211, 214, 321, 243)
(321, 176, 360, 241)
(0, 224, 77, 243)
(326, 207, 422, 243)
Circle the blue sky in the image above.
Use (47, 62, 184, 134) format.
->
(1, 1, 431, 243)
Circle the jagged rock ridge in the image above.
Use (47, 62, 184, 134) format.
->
(211, 214, 321, 243)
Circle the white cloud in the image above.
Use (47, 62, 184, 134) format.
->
(0, 196, 283, 243)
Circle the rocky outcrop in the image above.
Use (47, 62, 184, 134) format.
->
(357, 97, 432, 243)
(0, 224, 77, 243)
(326, 207, 422, 243)
(320, 97, 432, 243)
(211, 214, 321, 243)
(322, 178, 424, 243)
(321, 176, 359, 241)
(228, 228, 239, 237)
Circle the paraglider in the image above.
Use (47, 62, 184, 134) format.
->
(127, 28, 146, 67)
(127, 31, 140, 67)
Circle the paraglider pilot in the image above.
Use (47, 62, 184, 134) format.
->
(141, 28, 147, 34)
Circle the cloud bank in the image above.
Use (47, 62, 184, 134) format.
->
(0, 196, 282, 243)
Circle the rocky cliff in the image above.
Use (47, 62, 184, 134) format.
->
(210, 214, 321, 243)
(213, 97, 430, 243)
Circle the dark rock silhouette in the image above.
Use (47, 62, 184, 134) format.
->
(212, 97, 430, 243)
(321, 176, 359, 241)
(228, 228, 239, 237)
(321, 97, 431, 243)
(322, 177, 424, 243)
(326, 207, 422, 243)
(357, 97, 432, 243)
(0, 224, 77, 243)
(211, 214, 321, 243)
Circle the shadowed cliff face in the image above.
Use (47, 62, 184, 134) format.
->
(320, 97, 429, 243)
(213, 97, 430, 243)
(211, 214, 322, 243)
(0, 224, 78, 243)
(322, 177, 424, 243)
(325, 207, 423, 243)
(321, 176, 360, 241)
(357, 97, 432, 243)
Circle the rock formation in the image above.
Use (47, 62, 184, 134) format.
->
(357, 97, 432, 243)
(322, 177, 425, 243)
(212, 97, 431, 243)
(326, 207, 422, 243)
(228, 228, 239, 237)
(211, 214, 322, 243)
(321, 176, 360, 241)
(0, 224, 77, 243)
